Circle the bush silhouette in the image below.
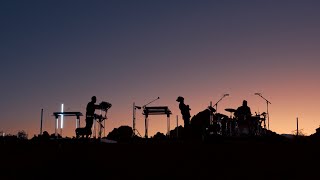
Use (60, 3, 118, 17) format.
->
(107, 125, 133, 142)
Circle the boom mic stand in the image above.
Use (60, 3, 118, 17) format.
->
(143, 97, 160, 109)
(213, 94, 229, 113)
(255, 93, 271, 130)
(211, 94, 229, 134)
(142, 97, 160, 138)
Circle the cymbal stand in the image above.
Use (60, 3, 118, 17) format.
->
(261, 114, 266, 129)
(255, 93, 271, 130)
(260, 113, 267, 135)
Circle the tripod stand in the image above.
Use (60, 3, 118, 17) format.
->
(95, 101, 112, 139)
(132, 102, 142, 137)
(93, 111, 107, 139)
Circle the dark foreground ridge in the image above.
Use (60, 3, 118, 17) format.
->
(1, 133, 320, 180)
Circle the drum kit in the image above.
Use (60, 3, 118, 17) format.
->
(210, 108, 267, 137)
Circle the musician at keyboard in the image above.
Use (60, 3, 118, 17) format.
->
(85, 96, 101, 131)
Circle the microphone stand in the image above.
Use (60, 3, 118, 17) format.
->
(142, 97, 160, 109)
(142, 97, 160, 138)
(255, 93, 271, 130)
(212, 94, 229, 135)
(213, 94, 229, 113)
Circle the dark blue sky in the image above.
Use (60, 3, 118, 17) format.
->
(1, 0, 320, 137)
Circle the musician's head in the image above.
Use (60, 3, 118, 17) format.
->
(176, 96, 184, 102)
(91, 96, 97, 103)
(243, 100, 247, 106)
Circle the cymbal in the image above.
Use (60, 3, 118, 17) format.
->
(225, 108, 236, 113)
(216, 113, 229, 118)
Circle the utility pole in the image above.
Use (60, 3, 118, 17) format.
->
(210, 101, 213, 125)
(40, 109, 43, 135)
(296, 117, 299, 137)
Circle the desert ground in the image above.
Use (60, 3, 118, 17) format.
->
(1, 135, 320, 180)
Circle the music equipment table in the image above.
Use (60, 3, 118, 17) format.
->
(142, 106, 172, 138)
(53, 112, 83, 137)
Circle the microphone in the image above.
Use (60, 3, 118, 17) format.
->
(254, 93, 261, 95)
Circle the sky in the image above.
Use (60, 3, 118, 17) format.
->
(1, 0, 320, 138)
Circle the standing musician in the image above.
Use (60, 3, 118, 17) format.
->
(85, 96, 101, 131)
(176, 96, 191, 128)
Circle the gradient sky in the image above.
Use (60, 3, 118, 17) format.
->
(1, 0, 320, 138)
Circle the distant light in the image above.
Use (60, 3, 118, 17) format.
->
(61, 104, 64, 129)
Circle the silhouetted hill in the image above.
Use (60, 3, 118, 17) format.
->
(1, 136, 320, 179)
(2, 127, 320, 179)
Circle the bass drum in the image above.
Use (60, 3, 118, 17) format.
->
(237, 120, 250, 136)
(237, 116, 260, 136)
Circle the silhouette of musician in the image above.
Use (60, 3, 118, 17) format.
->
(235, 100, 254, 135)
(176, 96, 191, 128)
(85, 96, 100, 131)
(234, 100, 252, 122)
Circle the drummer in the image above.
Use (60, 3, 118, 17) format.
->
(234, 100, 252, 123)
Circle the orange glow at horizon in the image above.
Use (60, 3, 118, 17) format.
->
(2, 1, 320, 139)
